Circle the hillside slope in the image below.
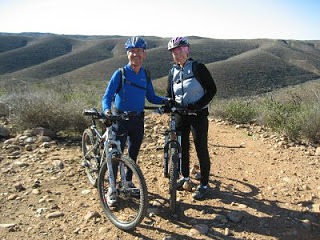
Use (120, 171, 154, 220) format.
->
(0, 33, 320, 97)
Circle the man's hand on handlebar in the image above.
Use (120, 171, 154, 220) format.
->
(104, 110, 112, 116)
(103, 110, 113, 127)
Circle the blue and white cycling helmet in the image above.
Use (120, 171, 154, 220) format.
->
(168, 37, 189, 50)
(124, 36, 147, 49)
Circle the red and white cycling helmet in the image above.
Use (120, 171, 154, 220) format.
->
(167, 37, 190, 51)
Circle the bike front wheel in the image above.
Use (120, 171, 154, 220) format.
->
(169, 151, 179, 213)
(97, 155, 148, 231)
(82, 128, 101, 187)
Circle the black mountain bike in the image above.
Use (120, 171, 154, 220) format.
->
(147, 104, 196, 213)
(81, 108, 148, 231)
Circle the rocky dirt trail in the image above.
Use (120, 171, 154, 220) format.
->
(0, 113, 320, 240)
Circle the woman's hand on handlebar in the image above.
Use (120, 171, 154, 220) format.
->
(162, 98, 176, 111)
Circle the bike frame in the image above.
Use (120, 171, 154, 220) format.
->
(83, 109, 127, 191)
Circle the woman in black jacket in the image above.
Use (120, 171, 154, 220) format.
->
(166, 36, 217, 200)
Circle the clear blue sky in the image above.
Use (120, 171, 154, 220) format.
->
(0, 0, 319, 40)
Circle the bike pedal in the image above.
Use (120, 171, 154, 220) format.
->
(81, 160, 90, 168)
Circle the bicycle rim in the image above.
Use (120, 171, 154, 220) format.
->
(82, 129, 100, 187)
(169, 152, 179, 213)
(97, 155, 148, 231)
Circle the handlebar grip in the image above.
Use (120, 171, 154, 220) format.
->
(144, 106, 160, 110)
(83, 109, 100, 117)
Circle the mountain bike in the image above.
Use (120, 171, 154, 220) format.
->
(147, 104, 196, 213)
(81, 108, 148, 231)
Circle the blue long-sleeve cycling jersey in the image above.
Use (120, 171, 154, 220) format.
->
(102, 64, 164, 113)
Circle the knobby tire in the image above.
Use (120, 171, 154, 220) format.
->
(81, 128, 100, 187)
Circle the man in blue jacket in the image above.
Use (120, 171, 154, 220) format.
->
(102, 36, 169, 206)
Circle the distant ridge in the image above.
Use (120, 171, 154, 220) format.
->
(0, 32, 319, 98)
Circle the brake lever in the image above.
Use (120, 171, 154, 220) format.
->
(154, 107, 164, 115)
(122, 111, 130, 120)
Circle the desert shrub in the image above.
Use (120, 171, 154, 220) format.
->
(261, 95, 301, 135)
(209, 98, 228, 118)
(4, 91, 69, 132)
(212, 98, 258, 124)
(1, 87, 99, 135)
(299, 103, 320, 143)
(259, 93, 320, 141)
(211, 90, 320, 144)
(282, 113, 303, 140)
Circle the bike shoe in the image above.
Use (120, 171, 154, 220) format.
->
(106, 188, 118, 207)
(192, 184, 210, 200)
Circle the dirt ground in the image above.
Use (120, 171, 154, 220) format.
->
(0, 113, 319, 240)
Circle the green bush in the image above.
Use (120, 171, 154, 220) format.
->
(1, 87, 100, 135)
(212, 98, 258, 124)
(211, 93, 320, 144)
(261, 96, 302, 139)
(299, 103, 320, 143)
(283, 113, 303, 140)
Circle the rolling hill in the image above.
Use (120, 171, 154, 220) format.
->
(0, 32, 319, 98)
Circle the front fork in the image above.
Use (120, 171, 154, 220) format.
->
(105, 140, 123, 193)
(163, 131, 182, 178)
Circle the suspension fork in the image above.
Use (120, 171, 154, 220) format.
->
(163, 130, 169, 178)
(176, 131, 182, 174)
(105, 139, 122, 193)
(163, 133, 182, 177)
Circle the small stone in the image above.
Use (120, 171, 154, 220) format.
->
(183, 181, 193, 191)
(301, 219, 311, 230)
(147, 207, 160, 215)
(81, 189, 91, 195)
(227, 211, 244, 223)
(84, 211, 100, 221)
(32, 189, 41, 195)
(7, 194, 18, 200)
(0, 223, 16, 228)
(46, 211, 64, 219)
(14, 183, 26, 191)
(192, 223, 209, 234)
(98, 226, 109, 234)
(25, 144, 33, 151)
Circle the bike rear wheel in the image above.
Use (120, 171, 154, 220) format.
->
(81, 128, 101, 187)
(98, 155, 148, 231)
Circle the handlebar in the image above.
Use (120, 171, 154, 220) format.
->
(82, 108, 129, 122)
(145, 105, 197, 116)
